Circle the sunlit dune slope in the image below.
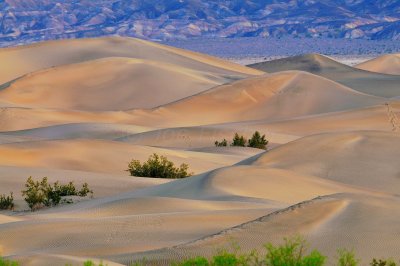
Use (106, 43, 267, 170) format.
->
(0, 36, 262, 85)
(129, 71, 383, 127)
(249, 54, 400, 97)
(0, 58, 229, 111)
(356, 54, 400, 75)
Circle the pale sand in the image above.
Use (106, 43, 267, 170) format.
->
(0, 38, 399, 265)
(126, 71, 384, 127)
(0, 37, 262, 85)
(249, 54, 400, 97)
(356, 54, 400, 75)
(0, 58, 228, 111)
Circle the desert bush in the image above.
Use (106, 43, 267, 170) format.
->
(371, 258, 397, 266)
(127, 153, 193, 179)
(0, 257, 19, 266)
(215, 139, 228, 147)
(337, 249, 360, 266)
(22, 177, 93, 211)
(265, 236, 326, 266)
(176, 257, 209, 266)
(0, 192, 14, 210)
(248, 131, 268, 150)
(21, 176, 46, 211)
(82, 261, 106, 266)
(214, 131, 268, 150)
(78, 183, 93, 197)
(231, 133, 247, 147)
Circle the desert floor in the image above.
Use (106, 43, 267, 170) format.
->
(0, 37, 399, 265)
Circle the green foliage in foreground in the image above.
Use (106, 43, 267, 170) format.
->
(127, 153, 193, 179)
(337, 249, 360, 266)
(0, 257, 19, 266)
(21, 176, 93, 211)
(2, 237, 399, 266)
(215, 131, 269, 150)
(0, 192, 14, 210)
(371, 258, 398, 266)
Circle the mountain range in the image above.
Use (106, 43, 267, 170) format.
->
(1, 0, 400, 46)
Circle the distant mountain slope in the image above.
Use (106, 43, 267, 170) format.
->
(0, 0, 399, 45)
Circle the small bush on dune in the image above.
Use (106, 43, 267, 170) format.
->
(248, 131, 268, 150)
(231, 133, 247, 147)
(0, 257, 19, 266)
(265, 236, 326, 266)
(215, 139, 228, 147)
(176, 257, 209, 266)
(22, 176, 93, 211)
(0, 193, 14, 210)
(337, 249, 360, 266)
(127, 153, 193, 179)
(82, 261, 106, 266)
(371, 258, 397, 266)
(214, 131, 269, 150)
(21, 177, 46, 211)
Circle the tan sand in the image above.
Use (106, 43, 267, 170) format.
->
(249, 54, 400, 97)
(0, 58, 228, 111)
(356, 54, 400, 75)
(0, 36, 262, 85)
(127, 71, 384, 127)
(0, 39, 399, 265)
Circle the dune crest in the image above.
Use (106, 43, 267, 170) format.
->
(356, 54, 400, 75)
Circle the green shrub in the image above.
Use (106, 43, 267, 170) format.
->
(176, 257, 209, 266)
(248, 131, 268, 150)
(78, 183, 93, 197)
(127, 153, 193, 179)
(0, 192, 14, 210)
(371, 258, 397, 266)
(265, 236, 326, 266)
(211, 251, 239, 266)
(215, 139, 228, 147)
(214, 131, 268, 150)
(231, 133, 247, 147)
(0, 257, 19, 266)
(21, 176, 46, 211)
(82, 261, 106, 266)
(22, 177, 93, 211)
(337, 249, 360, 266)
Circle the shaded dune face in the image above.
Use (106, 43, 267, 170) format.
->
(116, 131, 400, 264)
(356, 54, 400, 75)
(249, 54, 400, 98)
(128, 71, 384, 126)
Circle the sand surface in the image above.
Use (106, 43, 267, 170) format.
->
(356, 54, 400, 75)
(0, 39, 399, 265)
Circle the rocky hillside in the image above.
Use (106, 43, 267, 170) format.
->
(1, 0, 399, 46)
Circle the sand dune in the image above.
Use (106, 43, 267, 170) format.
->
(128, 71, 383, 127)
(0, 122, 151, 143)
(356, 54, 400, 75)
(1, 130, 399, 265)
(249, 54, 400, 98)
(0, 139, 261, 176)
(0, 38, 399, 266)
(0, 37, 262, 85)
(0, 58, 231, 111)
(252, 131, 400, 194)
(130, 193, 400, 264)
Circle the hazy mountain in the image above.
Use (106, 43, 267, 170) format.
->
(1, 0, 399, 46)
